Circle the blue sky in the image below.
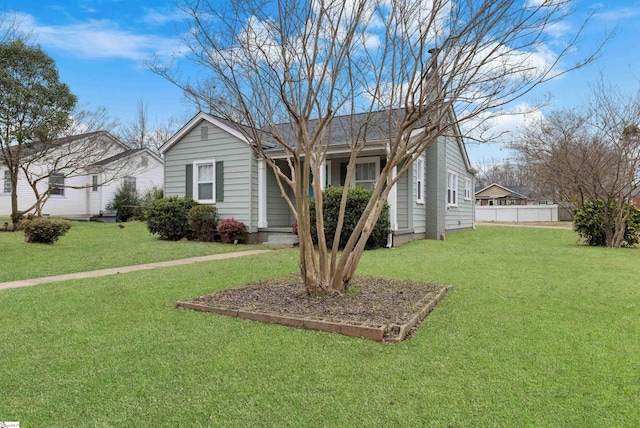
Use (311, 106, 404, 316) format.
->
(4, 0, 640, 163)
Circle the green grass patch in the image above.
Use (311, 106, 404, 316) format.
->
(0, 221, 264, 282)
(1, 226, 639, 426)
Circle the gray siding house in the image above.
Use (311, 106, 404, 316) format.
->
(160, 111, 475, 246)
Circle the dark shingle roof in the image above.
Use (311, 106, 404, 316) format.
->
(93, 148, 144, 166)
(209, 109, 424, 150)
(262, 109, 416, 149)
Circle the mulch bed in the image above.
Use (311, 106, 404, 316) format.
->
(176, 273, 451, 342)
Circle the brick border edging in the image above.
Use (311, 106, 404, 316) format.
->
(175, 285, 452, 342)
(384, 285, 452, 342)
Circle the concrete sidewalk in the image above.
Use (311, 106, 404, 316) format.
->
(0, 249, 272, 291)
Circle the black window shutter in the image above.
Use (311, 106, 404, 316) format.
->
(216, 161, 224, 202)
(340, 162, 348, 186)
(185, 164, 193, 198)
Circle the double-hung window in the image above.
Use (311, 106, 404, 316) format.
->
(49, 173, 65, 196)
(464, 177, 472, 201)
(447, 171, 458, 207)
(193, 160, 215, 203)
(416, 158, 424, 204)
(2, 170, 11, 194)
(353, 157, 379, 190)
(124, 176, 137, 193)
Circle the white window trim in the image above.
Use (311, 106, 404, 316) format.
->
(124, 176, 137, 192)
(351, 156, 380, 188)
(464, 177, 472, 201)
(2, 169, 11, 194)
(258, 159, 268, 228)
(49, 173, 66, 198)
(416, 158, 425, 204)
(193, 160, 216, 204)
(447, 170, 459, 207)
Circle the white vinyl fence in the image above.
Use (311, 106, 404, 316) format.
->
(476, 205, 558, 222)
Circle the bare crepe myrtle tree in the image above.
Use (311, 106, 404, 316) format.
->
(512, 81, 640, 248)
(120, 99, 179, 152)
(151, 0, 599, 295)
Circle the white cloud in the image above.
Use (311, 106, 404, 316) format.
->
(463, 102, 544, 144)
(463, 103, 545, 162)
(524, 0, 569, 9)
(13, 12, 183, 60)
(542, 21, 572, 38)
(593, 7, 640, 21)
(139, 7, 187, 26)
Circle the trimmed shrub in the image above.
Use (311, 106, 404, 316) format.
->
(309, 186, 390, 250)
(188, 204, 220, 242)
(573, 199, 640, 247)
(137, 186, 164, 221)
(107, 183, 141, 222)
(22, 217, 72, 244)
(217, 218, 246, 243)
(146, 196, 198, 240)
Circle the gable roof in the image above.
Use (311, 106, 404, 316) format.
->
(161, 109, 475, 174)
(159, 111, 251, 154)
(1, 130, 129, 164)
(475, 183, 530, 199)
(93, 147, 163, 166)
(53, 130, 125, 147)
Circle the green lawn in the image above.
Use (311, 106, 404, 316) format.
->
(0, 221, 264, 282)
(1, 226, 639, 426)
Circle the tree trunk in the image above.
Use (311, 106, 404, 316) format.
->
(10, 171, 20, 230)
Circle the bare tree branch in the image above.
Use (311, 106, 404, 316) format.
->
(150, 0, 601, 293)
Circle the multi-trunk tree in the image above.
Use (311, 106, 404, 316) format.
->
(153, 0, 598, 294)
(120, 99, 178, 152)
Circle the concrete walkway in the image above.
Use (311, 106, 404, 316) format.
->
(0, 249, 272, 291)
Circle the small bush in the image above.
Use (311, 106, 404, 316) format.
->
(217, 218, 246, 243)
(10, 212, 24, 225)
(188, 205, 220, 242)
(573, 199, 640, 247)
(146, 197, 198, 240)
(107, 183, 141, 222)
(310, 186, 390, 250)
(22, 217, 72, 244)
(137, 186, 164, 221)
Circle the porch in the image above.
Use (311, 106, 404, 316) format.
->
(255, 152, 409, 247)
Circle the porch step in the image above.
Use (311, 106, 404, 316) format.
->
(64, 215, 92, 221)
(90, 214, 117, 223)
(264, 233, 299, 247)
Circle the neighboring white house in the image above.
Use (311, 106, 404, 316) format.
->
(0, 131, 164, 219)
